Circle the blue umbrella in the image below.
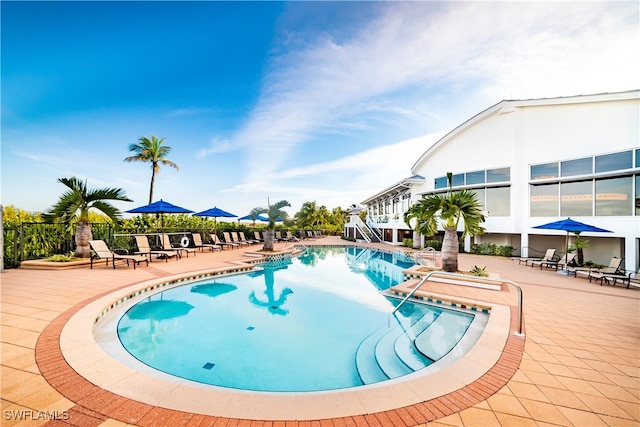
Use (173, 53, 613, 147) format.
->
(533, 218, 612, 268)
(193, 206, 237, 232)
(238, 214, 269, 223)
(126, 199, 193, 230)
(533, 218, 612, 234)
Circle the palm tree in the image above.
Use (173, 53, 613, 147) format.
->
(250, 199, 291, 251)
(404, 173, 485, 272)
(295, 201, 320, 229)
(124, 136, 179, 204)
(42, 177, 132, 258)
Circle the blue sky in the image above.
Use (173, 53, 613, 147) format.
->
(2, 1, 639, 219)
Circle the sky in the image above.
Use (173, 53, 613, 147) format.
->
(2, 1, 639, 220)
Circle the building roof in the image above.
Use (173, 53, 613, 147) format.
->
(410, 89, 639, 174)
(361, 175, 424, 204)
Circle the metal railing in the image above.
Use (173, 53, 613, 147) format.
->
(392, 271, 524, 336)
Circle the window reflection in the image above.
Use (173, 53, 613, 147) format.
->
(561, 181, 592, 216)
(595, 176, 633, 216)
(530, 184, 558, 217)
(466, 171, 485, 185)
(531, 163, 558, 180)
(595, 151, 632, 173)
(487, 168, 510, 183)
(561, 158, 592, 177)
(636, 175, 640, 215)
(486, 186, 510, 216)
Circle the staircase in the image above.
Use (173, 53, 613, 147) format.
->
(351, 216, 382, 242)
(354, 300, 473, 385)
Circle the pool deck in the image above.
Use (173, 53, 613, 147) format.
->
(1, 236, 638, 426)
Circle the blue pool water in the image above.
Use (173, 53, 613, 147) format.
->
(116, 247, 483, 392)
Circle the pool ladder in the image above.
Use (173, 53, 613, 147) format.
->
(392, 271, 524, 337)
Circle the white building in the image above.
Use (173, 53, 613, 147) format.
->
(347, 90, 639, 273)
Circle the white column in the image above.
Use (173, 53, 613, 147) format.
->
(521, 232, 529, 258)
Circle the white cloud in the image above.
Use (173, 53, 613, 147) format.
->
(197, 137, 235, 158)
(225, 1, 638, 193)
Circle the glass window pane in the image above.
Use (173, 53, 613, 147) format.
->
(486, 186, 510, 216)
(470, 188, 485, 211)
(487, 167, 510, 183)
(531, 163, 558, 180)
(561, 181, 593, 216)
(434, 177, 447, 189)
(530, 184, 558, 217)
(561, 158, 592, 177)
(636, 149, 640, 168)
(466, 171, 485, 185)
(451, 173, 464, 187)
(636, 175, 640, 216)
(595, 151, 632, 173)
(595, 176, 633, 216)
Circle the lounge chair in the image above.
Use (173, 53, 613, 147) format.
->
(538, 252, 577, 270)
(275, 231, 288, 241)
(239, 232, 259, 244)
(160, 234, 195, 258)
(519, 248, 556, 266)
(286, 231, 300, 242)
(253, 231, 264, 242)
(134, 235, 179, 262)
(191, 233, 221, 252)
(600, 269, 640, 288)
(89, 239, 148, 269)
(230, 232, 250, 246)
(529, 249, 558, 268)
(212, 233, 237, 250)
(223, 232, 244, 248)
(573, 257, 624, 282)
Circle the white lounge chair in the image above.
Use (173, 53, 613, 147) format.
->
(89, 240, 148, 269)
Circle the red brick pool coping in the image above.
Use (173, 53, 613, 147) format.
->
(36, 287, 525, 426)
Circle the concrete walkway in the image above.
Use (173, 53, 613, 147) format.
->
(1, 237, 638, 426)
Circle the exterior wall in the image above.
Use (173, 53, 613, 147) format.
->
(362, 91, 639, 270)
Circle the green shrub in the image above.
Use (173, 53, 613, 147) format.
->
(494, 245, 515, 257)
(471, 243, 496, 255)
(423, 240, 442, 251)
(470, 265, 488, 277)
(402, 238, 413, 248)
(47, 254, 76, 262)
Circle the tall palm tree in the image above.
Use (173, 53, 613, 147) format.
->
(42, 177, 132, 258)
(250, 199, 291, 251)
(404, 174, 485, 272)
(124, 136, 179, 204)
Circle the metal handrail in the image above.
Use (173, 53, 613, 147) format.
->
(392, 271, 524, 336)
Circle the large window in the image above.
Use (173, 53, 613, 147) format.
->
(530, 184, 558, 217)
(595, 150, 633, 173)
(487, 167, 510, 183)
(595, 176, 633, 216)
(561, 181, 592, 216)
(486, 186, 510, 216)
(636, 175, 640, 216)
(471, 188, 485, 211)
(531, 163, 558, 180)
(466, 170, 485, 185)
(561, 158, 592, 177)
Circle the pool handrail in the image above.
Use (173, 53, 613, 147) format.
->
(392, 271, 524, 337)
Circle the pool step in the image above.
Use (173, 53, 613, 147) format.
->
(415, 311, 473, 361)
(355, 309, 438, 385)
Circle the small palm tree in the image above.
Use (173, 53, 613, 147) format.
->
(42, 177, 132, 258)
(250, 199, 291, 251)
(124, 135, 179, 204)
(404, 173, 485, 272)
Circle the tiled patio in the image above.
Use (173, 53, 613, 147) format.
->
(1, 236, 638, 426)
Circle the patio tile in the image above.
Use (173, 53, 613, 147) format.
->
(2, 240, 639, 426)
(574, 392, 637, 420)
(517, 398, 571, 425)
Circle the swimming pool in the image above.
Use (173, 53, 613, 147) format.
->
(109, 247, 487, 392)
